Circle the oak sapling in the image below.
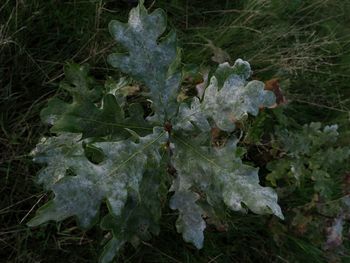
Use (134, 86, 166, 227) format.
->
(29, 2, 283, 262)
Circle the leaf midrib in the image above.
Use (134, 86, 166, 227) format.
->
(107, 131, 166, 176)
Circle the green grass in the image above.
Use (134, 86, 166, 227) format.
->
(1, 0, 350, 262)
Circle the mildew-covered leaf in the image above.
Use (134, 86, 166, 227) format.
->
(221, 164, 283, 217)
(172, 135, 284, 222)
(173, 98, 210, 132)
(30, 133, 84, 189)
(169, 190, 206, 249)
(214, 58, 252, 88)
(28, 128, 167, 229)
(202, 69, 275, 132)
(108, 1, 180, 119)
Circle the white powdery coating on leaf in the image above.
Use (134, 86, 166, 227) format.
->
(201, 61, 276, 132)
(29, 128, 167, 228)
(222, 170, 284, 219)
(172, 138, 284, 221)
(108, 4, 178, 118)
(170, 191, 206, 249)
(173, 98, 210, 132)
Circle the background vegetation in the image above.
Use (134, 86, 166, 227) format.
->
(1, 0, 349, 262)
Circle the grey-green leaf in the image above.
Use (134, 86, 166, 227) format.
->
(201, 69, 275, 132)
(221, 164, 283, 217)
(214, 59, 252, 88)
(30, 133, 85, 189)
(169, 190, 206, 249)
(28, 128, 167, 229)
(108, 2, 180, 119)
(173, 98, 210, 132)
(172, 135, 283, 220)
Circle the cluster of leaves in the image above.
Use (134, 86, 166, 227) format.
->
(28, 2, 284, 262)
(268, 122, 350, 199)
(266, 123, 350, 261)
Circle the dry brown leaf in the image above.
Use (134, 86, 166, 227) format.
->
(264, 78, 287, 107)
